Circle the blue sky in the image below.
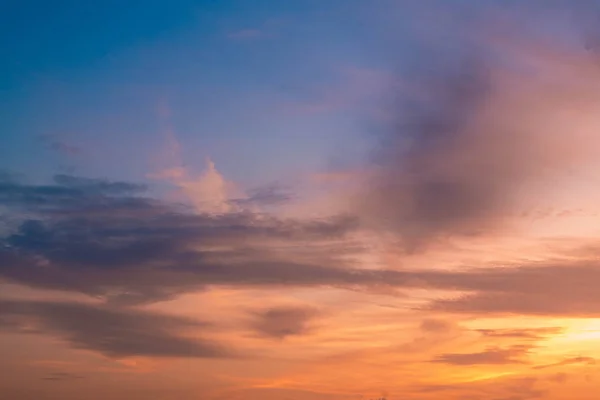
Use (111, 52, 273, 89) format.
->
(1, 0, 589, 187)
(1, 0, 419, 188)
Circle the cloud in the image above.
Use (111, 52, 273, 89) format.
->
(6, 172, 600, 318)
(0, 173, 148, 220)
(150, 157, 236, 214)
(413, 375, 545, 400)
(149, 120, 240, 214)
(419, 318, 454, 333)
(39, 134, 83, 157)
(533, 356, 596, 370)
(8, 171, 600, 320)
(150, 129, 289, 214)
(357, 14, 600, 252)
(251, 306, 318, 339)
(0, 299, 232, 359)
(432, 345, 531, 366)
(5, 171, 600, 318)
(0, 172, 377, 304)
(230, 184, 292, 209)
(477, 327, 564, 340)
(174, 158, 235, 214)
(428, 262, 600, 316)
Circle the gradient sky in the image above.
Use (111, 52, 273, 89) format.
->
(4, 1, 600, 400)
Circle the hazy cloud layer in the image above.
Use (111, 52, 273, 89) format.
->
(428, 263, 600, 316)
(5, 173, 600, 318)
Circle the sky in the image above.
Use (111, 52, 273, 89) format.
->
(4, 1, 600, 399)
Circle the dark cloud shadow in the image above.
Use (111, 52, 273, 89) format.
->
(250, 306, 319, 339)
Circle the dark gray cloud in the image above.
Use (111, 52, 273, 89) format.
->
(0, 172, 144, 198)
(0, 173, 369, 304)
(432, 345, 531, 365)
(0, 299, 232, 359)
(251, 306, 318, 339)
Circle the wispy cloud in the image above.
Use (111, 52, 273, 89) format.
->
(39, 134, 83, 157)
(477, 327, 564, 340)
(533, 356, 596, 370)
(432, 345, 532, 365)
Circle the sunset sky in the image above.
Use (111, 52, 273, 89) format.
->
(5, 1, 600, 399)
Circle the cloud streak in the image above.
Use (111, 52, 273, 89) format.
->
(432, 345, 531, 366)
(0, 299, 232, 359)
